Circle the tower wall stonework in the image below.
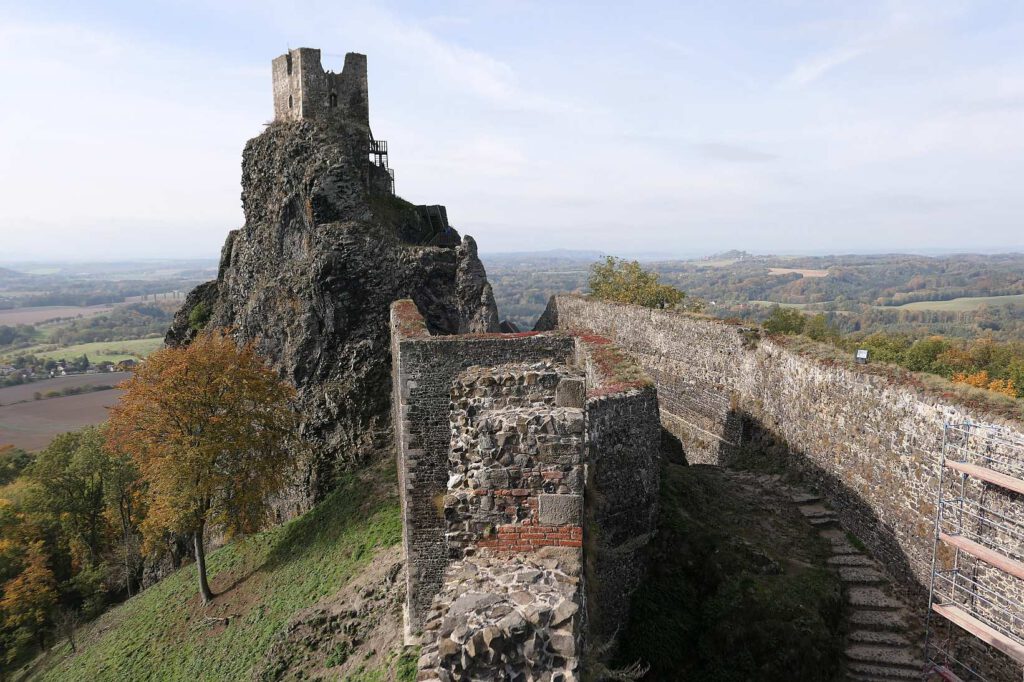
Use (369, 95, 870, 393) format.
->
(390, 300, 661, 679)
(272, 48, 369, 125)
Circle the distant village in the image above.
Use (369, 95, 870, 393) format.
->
(0, 356, 137, 385)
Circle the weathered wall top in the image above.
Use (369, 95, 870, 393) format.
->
(272, 48, 369, 126)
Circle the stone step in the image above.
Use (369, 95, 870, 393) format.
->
(847, 662, 925, 680)
(820, 529, 860, 552)
(798, 504, 834, 519)
(843, 667, 925, 679)
(847, 587, 903, 610)
(809, 516, 838, 527)
(839, 567, 887, 585)
(849, 610, 907, 631)
(819, 528, 847, 542)
(847, 667, 921, 679)
(848, 629, 910, 647)
(831, 542, 862, 555)
(791, 492, 821, 504)
(845, 644, 926, 670)
(829, 554, 875, 567)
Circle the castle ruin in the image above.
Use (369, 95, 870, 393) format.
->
(390, 300, 661, 680)
(272, 48, 368, 126)
(269, 47, 393, 195)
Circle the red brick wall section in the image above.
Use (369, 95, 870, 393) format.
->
(476, 524, 583, 552)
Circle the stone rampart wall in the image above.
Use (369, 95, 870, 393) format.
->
(540, 295, 1024, 673)
(582, 385, 661, 644)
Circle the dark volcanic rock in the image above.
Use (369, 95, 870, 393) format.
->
(167, 119, 498, 508)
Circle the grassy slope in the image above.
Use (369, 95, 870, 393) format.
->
(888, 293, 1024, 311)
(25, 464, 403, 681)
(615, 461, 844, 681)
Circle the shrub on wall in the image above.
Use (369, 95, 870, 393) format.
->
(762, 307, 806, 335)
(588, 257, 687, 310)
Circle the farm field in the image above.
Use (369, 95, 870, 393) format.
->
(768, 267, 829, 277)
(746, 300, 814, 309)
(0, 304, 114, 325)
(0, 372, 130, 406)
(6, 337, 163, 363)
(0, 388, 124, 450)
(888, 294, 1024, 311)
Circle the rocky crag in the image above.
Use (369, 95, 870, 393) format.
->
(167, 49, 499, 511)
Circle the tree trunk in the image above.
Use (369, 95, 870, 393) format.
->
(122, 523, 133, 597)
(193, 527, 214, 604)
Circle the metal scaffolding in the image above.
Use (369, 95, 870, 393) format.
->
(925, 421, 1024, 681)
(367, 137, 395, 194)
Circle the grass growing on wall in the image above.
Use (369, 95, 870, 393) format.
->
(613, 461, 844, 681)
(26, 463, 402, 682)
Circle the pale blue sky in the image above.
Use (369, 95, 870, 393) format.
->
(1, 1, 1023, 259)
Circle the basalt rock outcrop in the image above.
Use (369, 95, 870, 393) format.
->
(168, 55, 498, 508)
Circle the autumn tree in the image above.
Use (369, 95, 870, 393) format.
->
(107, 330, 299, 603)
(27, 429, 111, 569)
(1, 541, 57, 659)
(763, 307, 806, 335)
(589, 256, 687, 309)
(0, 446, 32, 486)
(802, 313, 839, 342)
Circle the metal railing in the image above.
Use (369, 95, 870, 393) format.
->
(932, 569, 1024, 642)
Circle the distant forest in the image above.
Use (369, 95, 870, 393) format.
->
(485, 252, 1024, 340)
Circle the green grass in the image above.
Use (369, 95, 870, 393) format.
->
(886, 293, 1024, 311)
(614, 462, 844, 681)
(342, 648, 419, 682)
(4, 337, 164, 364)
(27, 465, 402, 681)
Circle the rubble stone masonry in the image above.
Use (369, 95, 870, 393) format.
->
(391, 299, 660, 680)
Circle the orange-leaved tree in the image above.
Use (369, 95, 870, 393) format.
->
(1, 541, 57, 655)
(106, 330, 299, 604)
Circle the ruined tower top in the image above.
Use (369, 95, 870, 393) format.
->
(271, 48, 369, 126)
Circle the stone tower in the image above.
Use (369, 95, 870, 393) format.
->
(271, 48, 369, 126)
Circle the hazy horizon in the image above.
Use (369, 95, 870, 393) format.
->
(5, 245, 1024, 269)
(2, 1, 1023, 259)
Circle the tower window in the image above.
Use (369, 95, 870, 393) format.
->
(329, 93, 338, 108)
(288, 95, 293, 109)
(286, 53, 293, 75)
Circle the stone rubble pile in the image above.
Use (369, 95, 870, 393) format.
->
(417, 554, 582, 682)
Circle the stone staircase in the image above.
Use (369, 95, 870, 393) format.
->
(791, 491, 928, 682)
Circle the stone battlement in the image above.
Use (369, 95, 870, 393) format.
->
(390, 300, 661, 680)
(272, 48, 368, 126)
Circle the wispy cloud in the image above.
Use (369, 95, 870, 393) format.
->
(785, 44, 869, 86)
(2, 1, 1023, 258)
(365, 9, 581, 116)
